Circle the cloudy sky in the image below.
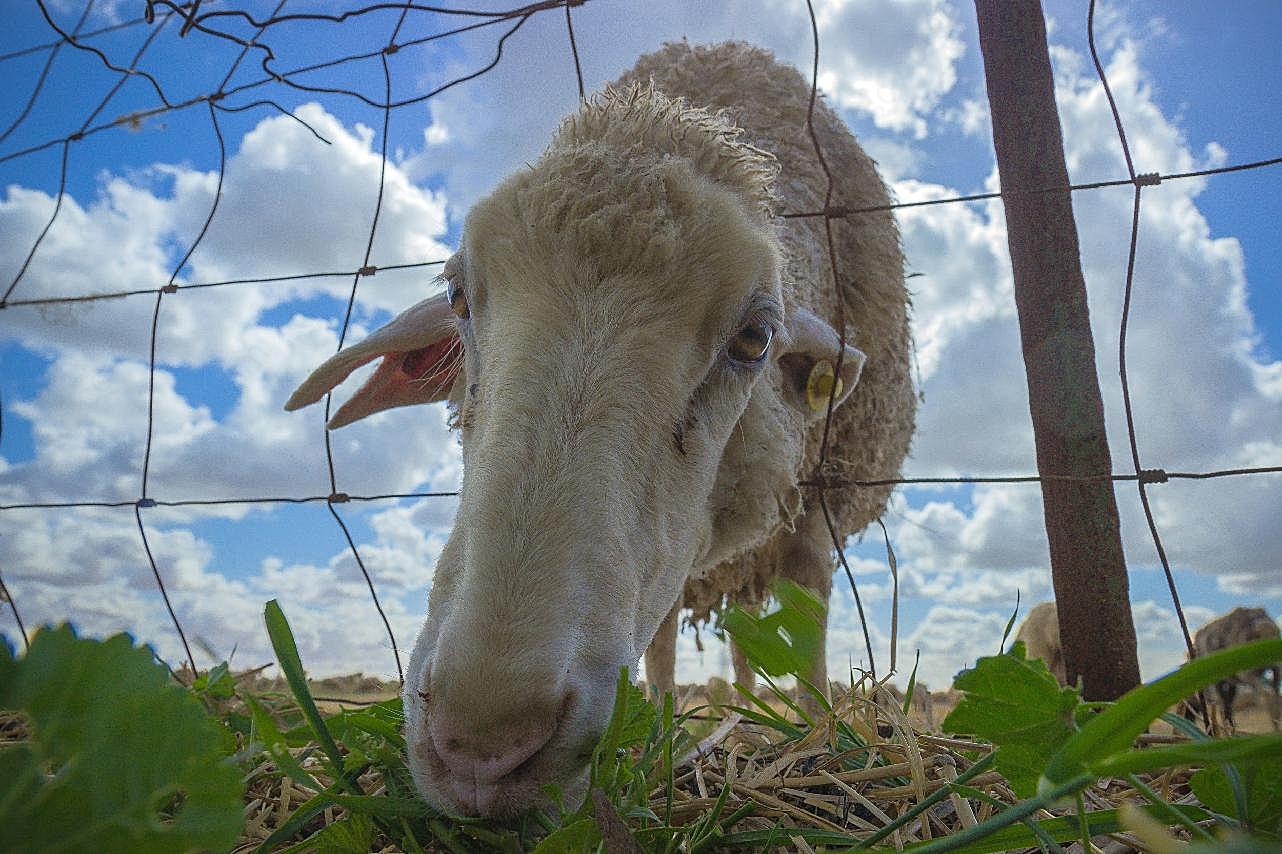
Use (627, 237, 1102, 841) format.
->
(1, 0, 1279, 692)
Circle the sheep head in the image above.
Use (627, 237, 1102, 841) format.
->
(285, 86, 865, 818)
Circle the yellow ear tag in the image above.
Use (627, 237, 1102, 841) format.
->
(805, 359, 844, 412)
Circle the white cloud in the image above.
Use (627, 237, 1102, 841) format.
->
(0, 102, 452, 368)
(401, 0, 966, 212)
(3, 2, 1279, 693)
(0, 496, 456, 678)
(888, 26, 1281, 594)
(811, 0, 965, 138)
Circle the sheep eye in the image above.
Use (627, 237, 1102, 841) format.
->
(445, 276, 469, 319)
(727, 319, 773, 364)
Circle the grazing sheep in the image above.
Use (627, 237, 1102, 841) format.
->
(1192, 607, 1281, 729)
(617, 42, 914, 701)
(285, 41, 914, 817)
(1014, 601, 1067, 685)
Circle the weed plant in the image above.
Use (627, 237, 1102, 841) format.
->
(1, 588, 1279, 852)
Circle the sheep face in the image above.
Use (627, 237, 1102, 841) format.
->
(404, 155, 853, 817)
(286, 87, 867, 818)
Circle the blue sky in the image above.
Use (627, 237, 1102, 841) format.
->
(1, 0, 1279, 689)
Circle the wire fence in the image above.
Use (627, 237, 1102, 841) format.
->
(1, 0, 1279, 685)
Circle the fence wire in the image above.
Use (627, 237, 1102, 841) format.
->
(0, 0, 1279, 685)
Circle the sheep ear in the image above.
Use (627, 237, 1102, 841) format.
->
(284, 292, 462, 429)
(777, 306, 865, 420)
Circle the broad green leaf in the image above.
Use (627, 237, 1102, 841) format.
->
(1191, 752, 1282, 837)
(1042, 637, 1282, 792)
(721, 580, 824, 678)
(192, 661, 236, 700)
(529, 817, 601, 853)
(332, 699, 406, 748)
(942, 642, 1080, 797)
(276, 813, 376, 854)
(0, 625, 243, 853)
(591, 669, 654, 781)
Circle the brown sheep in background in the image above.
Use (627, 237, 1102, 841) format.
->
(1014, 601, 1066, 685)
(1192, 606, 1281, 729)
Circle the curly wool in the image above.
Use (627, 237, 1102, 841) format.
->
(614, 41, 917, 621)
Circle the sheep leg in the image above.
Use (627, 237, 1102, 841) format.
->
(776, 508, 834, 716)
(644, 601, 679, 701)
(731, 639, 755, 695)
(1268, 666, 1281, 731)
(1216, 679, 1239, 729)
(802, 567, 833, 716)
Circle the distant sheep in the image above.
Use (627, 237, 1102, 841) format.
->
(1192, 606, 1281, 729)
(286, 41, 914, 817)
(1014, 601, 1067, 685)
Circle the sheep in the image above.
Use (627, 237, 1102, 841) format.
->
(616, 42, 914, 702)
(285, 41, 914, 818)
(1013, 601, 1067, 685)
(1191, 606, 1281, 729)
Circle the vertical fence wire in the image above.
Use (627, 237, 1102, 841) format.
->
(800, 0, 880, 683)
(1086, 0, 1196, 663)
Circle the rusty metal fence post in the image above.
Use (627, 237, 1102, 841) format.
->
(974, 0, 1140, 699)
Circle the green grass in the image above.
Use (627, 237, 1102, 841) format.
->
(1, 594, 1279, 852)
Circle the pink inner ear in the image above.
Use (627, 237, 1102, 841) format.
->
(400, 335, 461, 391)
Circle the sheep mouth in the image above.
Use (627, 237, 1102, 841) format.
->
(411, 717, 596, 819)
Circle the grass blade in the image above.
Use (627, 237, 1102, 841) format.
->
(894, 803, 1214, 854)
(1091, 733, 1282, 778)
(263, 599, 358, 794)
(1042, 638, 1282, 791)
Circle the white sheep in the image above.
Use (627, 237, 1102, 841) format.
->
(1013, 601, 1067, 685)
(1192, 606, 1281, 729)
(286, 41, 914, 817)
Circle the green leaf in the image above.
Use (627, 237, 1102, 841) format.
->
(192, 661, 236, 700)
(0, 634, 16, 689)
(0, 624, 243, 853)
(896, 803, 1214, 854)
(1094, 733, 1282, 779)
(1191, 751, 1282, 837)
(720, 579, 824, 678)
(256, 790, 333, 853)
(1042, 637, 1282, 792)
(263, 599, 356, 793)
(529, 818, 601, 853)
(942, 642, 1081, 797)
(588, 668, 655, 804)
(322, 792, 434, 819)
(276, 812, 377, 854)
(245, 694, 322, 792)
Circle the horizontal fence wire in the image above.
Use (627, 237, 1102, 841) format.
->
(4, 465, 1281, 513)
(5, 160, 1281, 309)
(0, 0, 1278, 684)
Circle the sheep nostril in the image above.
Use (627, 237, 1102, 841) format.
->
(428, 689, 576, 786)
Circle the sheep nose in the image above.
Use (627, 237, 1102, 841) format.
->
(428, 692, 572, 798)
